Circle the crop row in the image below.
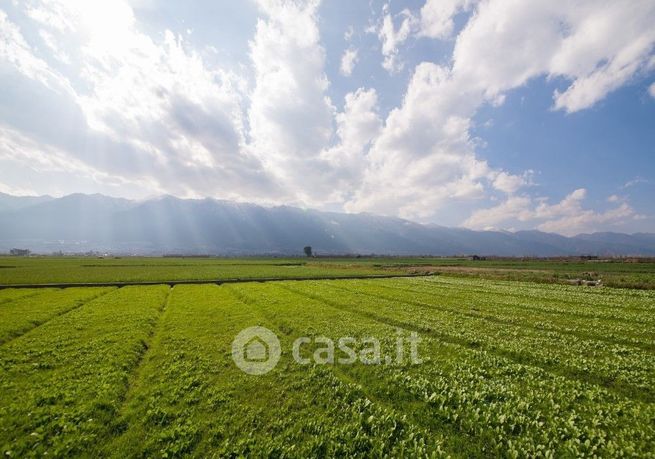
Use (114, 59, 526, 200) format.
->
(346, 278, 655, 349)
(0, 287, 113, 344)
(0, 288, 45, 306)
(0, 261, 398, 285)
(282, 280, 655, 401)
(0, 285, 170, 457)
(105, 284, 445, 458)
(1, 278, 654, 457)
(411, 276, 655, 313)
(227, 281, 655, 457)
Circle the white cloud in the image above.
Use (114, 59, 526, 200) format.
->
(0, 124, 155, 195)
(378, 4, 417, 73)
(463, 195, 534, 229)
(419, 0, 476, 39)
(534, 188, 587, 220)
(492, 171, 532, 194)
(649, 82, 655, 98)
(345, 0, 655, 221)
(345, 62, 492, 219)
(0, 0, 653, 234)
(464, 188, 641, 236)
(78, 28, 247, 167)
(0, 180, 39, 197)
(247, 0, 336, 204)
(38, 29, 70, 64)
(330, 88, 381, 162)
(538, 203, 636, 235)
(321, 88, 382, 199)
(0, 11, 72, 93)
(340, 47, 358, 76)
(344, 25, 354, 41)
(248, 0, 334, 158)
(1, 0, 280, 201)
(451, 0, 655, 112)
(623, 177, 649, 188)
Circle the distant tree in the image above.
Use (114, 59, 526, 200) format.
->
(303, 246, 313, 257)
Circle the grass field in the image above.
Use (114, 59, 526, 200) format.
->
(1, 274, 654, 457)
(396, 258, 655, 290)
(0, 257, 404, 285)
(1, 256, 654, 289)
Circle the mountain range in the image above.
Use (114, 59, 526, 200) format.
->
(0, 192, 653, 256)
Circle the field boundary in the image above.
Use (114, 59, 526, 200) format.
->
(0, 288, 117, 346)
(112, 287, 173, 417)
(0, 273, 433, 289)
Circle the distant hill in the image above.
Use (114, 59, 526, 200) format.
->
(0, 192, 53, 212)
(0, 193, 653, 256)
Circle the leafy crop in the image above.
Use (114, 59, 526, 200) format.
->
(0, 257, 404, 285)
(0, 287, 112, 344)
(0, 285, 169, 457)
(1, 256, 654, 289)
(0, 288, 43, 306)
(106, 284, 443, 457)
(1, 276, 654, 457)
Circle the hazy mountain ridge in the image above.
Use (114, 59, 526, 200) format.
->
(0, 193, 653, 256)
(0, 192, 54, 212)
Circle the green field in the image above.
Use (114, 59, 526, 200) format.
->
(1, 256, 654, 289)
(1, 274, 654, 457)
(0, 257, 404, 285)
(394, 258, 655, 290)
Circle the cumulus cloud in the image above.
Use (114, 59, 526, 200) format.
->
(1, 0, 279, 201)
(0, 0, 653, 234)
(464, 188, 641, 236)
(463, 195, 534, 229)
(246, 0, 338, 205)
(491, 171, 532, 194)
(377, 4, 417, 73)
(538, 203, 636, 235)
(418, 0, 476, 39)
(340, 47, 358, 76)
(345, 0, 655, 221)
(321, 88, 382, 200)
(451, 0, 655, 112)
(649, 82, 655, 98)
(345, 62, 492, 219)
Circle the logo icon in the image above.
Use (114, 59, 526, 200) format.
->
(231, 326, 281, 375)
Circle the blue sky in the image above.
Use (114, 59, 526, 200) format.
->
(0, 0, 654, 235)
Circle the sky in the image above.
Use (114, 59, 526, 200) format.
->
(0, 0, 654, 236)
